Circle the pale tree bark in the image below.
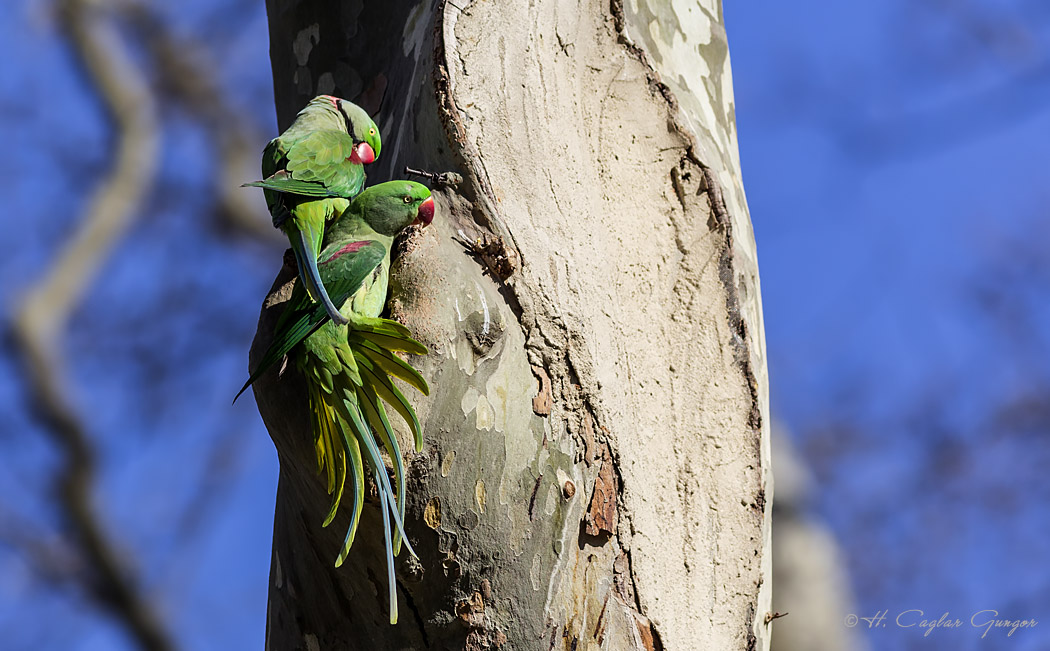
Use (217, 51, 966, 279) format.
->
(251, 1, 771, 649)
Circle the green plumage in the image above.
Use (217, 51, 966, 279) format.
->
(237, 181, 434, 624)
(244, 95, 383, 326)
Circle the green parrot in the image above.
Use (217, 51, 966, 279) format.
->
(244, 95, 382, 326)
(237, 180, 435, 624)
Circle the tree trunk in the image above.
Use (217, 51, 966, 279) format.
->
(251, 1, 772, 649)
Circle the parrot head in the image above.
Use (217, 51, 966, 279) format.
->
(336, 181, 434, 238)
(334, 98, 381, 164)
(307, 95, 381, 164)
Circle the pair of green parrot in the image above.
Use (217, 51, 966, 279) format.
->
(238, 95, 435, 624)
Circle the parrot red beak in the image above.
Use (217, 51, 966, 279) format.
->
(351, 142, 376, 165)
(414, 196, 435, 226)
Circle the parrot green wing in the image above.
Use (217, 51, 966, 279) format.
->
(255, 137, 291, 216)
(260, 136, 286, 185)
(243, 172, 344, 198)
(233, 240, 387, 402)
(245, 130, 366, 206)
(283, 130, 367, 198)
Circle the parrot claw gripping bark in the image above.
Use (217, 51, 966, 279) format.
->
(237, 181, 435, 624)
(243, 95, 382, 326)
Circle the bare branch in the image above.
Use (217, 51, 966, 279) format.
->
(11, 0, 172, 649)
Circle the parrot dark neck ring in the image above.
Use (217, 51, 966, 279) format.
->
(336, 103, 356, 139)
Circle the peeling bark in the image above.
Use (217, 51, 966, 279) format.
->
(583, 445, 618, 538)
(253, 1, 771, 649)
(531, 365, 553, 417)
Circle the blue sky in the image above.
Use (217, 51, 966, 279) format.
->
(1, 1, 1048, 649)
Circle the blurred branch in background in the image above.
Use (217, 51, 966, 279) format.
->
(770, 425, 866, 651)
(7, 0, 285, 640)
(9, 0, 171, 648)
(123, 1, 281, 243)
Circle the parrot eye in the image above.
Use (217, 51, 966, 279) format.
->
(369, 128, 376, 136)
(403, 196, 413, 204)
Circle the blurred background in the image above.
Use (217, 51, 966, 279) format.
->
(0, 0, 1046, 649)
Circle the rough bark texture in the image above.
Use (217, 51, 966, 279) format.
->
(252, 1, 771, 649)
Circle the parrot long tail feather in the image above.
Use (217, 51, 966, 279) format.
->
(333, 343, 363, 387)
(285, 309, 429, 626)
(310, 385, 336, 491)
(321, 409, 347, 528)
(326, 387, 414, 624)
(355, 339, 430, 396)
(339, 396, 417, 558)
(308, 383, 353, 529)
(324, 448, 347, 528)
(333, 410, 365, 567)
(292, 229, 350, 326)
(354, 353, 424, 452)
(326, 414, 342, 494)
(349, 316, 415, 339)
(349, 329, 427, 356)
(359, 385, 407, 556)
(310, 387, 326, 477)
(377, 479, 399, 625)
